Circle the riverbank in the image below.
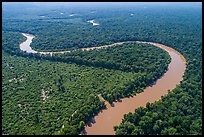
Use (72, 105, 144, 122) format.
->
(20, 33, 186, 135)
(84, 42, 186, 135)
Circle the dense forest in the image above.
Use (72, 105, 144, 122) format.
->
(113, 4, 202, 135)
(2, 31, 169, 134)
(54, 43, 171, 103)
(2, 2, 202, 135)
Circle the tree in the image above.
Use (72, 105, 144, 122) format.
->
(131, 127, 143, 135)
(161, 127, 177, 135)
(62, 124, 78, 135)
(78, 121, 85, 131)
(190, 119, 202, 135)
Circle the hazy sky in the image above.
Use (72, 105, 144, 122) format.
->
(31, 2, 202, 7)
(3, 2, 202, 6)
(2, 2, 202, 10)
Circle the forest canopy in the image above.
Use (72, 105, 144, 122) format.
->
(2, 2, 202, 135)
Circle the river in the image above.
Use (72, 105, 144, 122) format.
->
(20, 33, 186, 135)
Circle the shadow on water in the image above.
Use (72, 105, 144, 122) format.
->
(91, 118, 96, 124)
(80, 129, 87, 135)
(149, 72, 167, 87)
(87, 118, 96, 127)
(150, 81, 157, 87)
(117, 99, 122, 102)
(87, 123, 92, 127)
(111, 103, 115, 107)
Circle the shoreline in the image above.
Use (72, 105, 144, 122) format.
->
(19, 33, 187, 135)
(83, 41, 186, 135)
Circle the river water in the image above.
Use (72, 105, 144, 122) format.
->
(20, 33, 37, 53)
(84, 42, 186, 135)
(20, 33, 186, 135)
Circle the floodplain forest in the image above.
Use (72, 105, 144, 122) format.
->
(2, 2, 202, 135)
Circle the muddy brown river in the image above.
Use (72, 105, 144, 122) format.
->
(20, 33, 187, 135)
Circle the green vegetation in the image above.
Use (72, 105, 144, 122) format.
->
(2, 3, 202, 135)
(2, 31, 26, 55)
(2, 31, 169, 134)
(54, 43, 170, 103)
(55, 43, 170, 73)
(114, 5, 202, 136)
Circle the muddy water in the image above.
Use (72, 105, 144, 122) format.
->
(20, 33, 186, 135)
(20, 33, 37, 53)
(20, 33, 71, 55)
(83, 42, 186, 135)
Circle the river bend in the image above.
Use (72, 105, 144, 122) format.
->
(19, 33, 186, 135)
